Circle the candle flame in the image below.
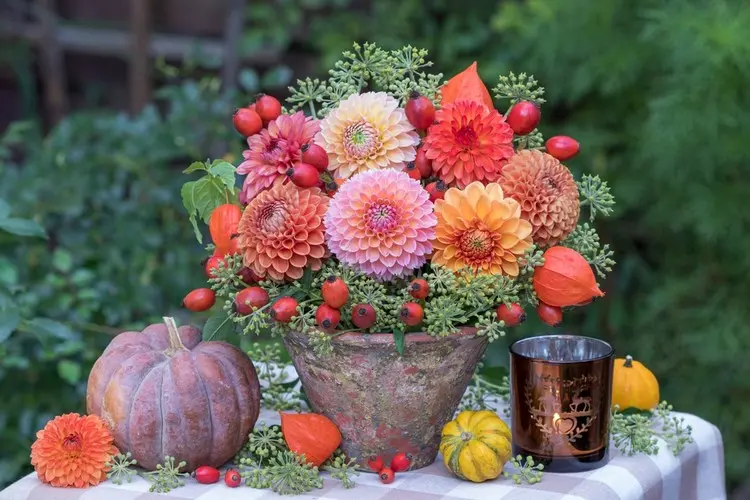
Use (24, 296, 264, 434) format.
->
(553, 412, 560, 424)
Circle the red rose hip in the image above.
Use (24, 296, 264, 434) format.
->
(400, 302, 424, 326)
(390, 452, 412, 472)
(235, 286, 270, 315)
(254, 94, 282, 122)
(506, 101, 541, 135)
(351, 303, 376, 329)
(537, 302, 563, 327)
(316, 303, 341, 330)
(496, 303, 526, 327)
(224, 468, 241, 487)
(194, 465, 220, 484)
(301, 143, 329, 172)
(546, 135, 580, 161)
(271, 297, 299, 323)
(415, 147, 432, 178)
(287, 163, 320, 188)
(233, 108, 263, 137)
(321, 276, 349, 309)
(409, 278, 430, 300)
(405, 92, 436, 130)
(425, 180, 447, 202)
(182, 288, 216, 312)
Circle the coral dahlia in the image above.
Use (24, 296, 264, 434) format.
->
(499, 150, 580, 246)
(237, 179, 329, 281)
(433, 182, 532, 276)
(422, 100, 515, 188)
(30, 413, 117, 488)
(325, 169, 436, 280)
(237, 111, 320, 202)
(316, 92, 420, 179)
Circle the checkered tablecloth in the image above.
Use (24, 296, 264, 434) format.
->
(0, 404, 726, 500)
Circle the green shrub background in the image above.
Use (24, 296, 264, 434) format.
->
(1, 0, 748, 492)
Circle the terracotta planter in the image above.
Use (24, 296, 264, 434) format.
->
(283, 328, 488, 470)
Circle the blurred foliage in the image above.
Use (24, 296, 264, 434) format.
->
(0, 0, 748, 492)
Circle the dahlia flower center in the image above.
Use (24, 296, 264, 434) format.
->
(258, 200, 288, 232)
(458, 227, 494, 260)
(454, 125, 478, 149)
(365, 202, 399, 234)
(344, 120, 381, 159)
(62, 433, 82, 452)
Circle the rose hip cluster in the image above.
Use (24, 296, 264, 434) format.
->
(367, 452, 412, 484)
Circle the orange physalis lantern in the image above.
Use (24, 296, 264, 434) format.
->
(533, 246, 605, 307)
(280, 412, 342, 466)
(440, 61, 494, 109)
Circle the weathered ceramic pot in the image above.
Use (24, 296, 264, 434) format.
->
(283, 328, 488, 470)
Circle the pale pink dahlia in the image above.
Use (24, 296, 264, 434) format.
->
(325, 169, 436, 280)
(237, 112, 320, 202)
(316, 92, 420, 179)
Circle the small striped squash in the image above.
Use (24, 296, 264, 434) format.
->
(439, 410, 512, 482)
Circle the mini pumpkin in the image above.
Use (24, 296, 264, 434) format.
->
(611, 355, 660, 411)
(439, 410, 512, 483)
(86, 317, 261, 472)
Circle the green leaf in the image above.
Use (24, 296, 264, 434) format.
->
(393, 328, 405, 356)
(57, 360, 82, 384)
(183, 161, 207, 174)
(0, 218, 47, 238)
(0, 258, 18, 286)
(203, 313, 234, 341)
(52, 249, 73, 273)
(0, 308, 20, 343)
(181, 181, 203, 244)
(193, 177, 229, 222)
(24, 318, 79, 341)
(0, 198, 10, 219)
(208, 161, 237, 191)
(300, 267, 313, 291)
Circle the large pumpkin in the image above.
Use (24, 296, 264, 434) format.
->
(611, 354, 659, 411)
(439, 410, 512, 483)
(86, 317, 261, 472)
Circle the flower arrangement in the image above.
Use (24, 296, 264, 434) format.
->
(180, 42, 616, 354)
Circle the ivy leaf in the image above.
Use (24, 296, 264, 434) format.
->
(393, 328, 405, 356)
(0, 307, 21, 343)
(183, 161, 207, 174)
(0, 218, 47, 239)
(57, 360, 82, 384)
(208, 161, 237, 191)
(203, 313, 234, 341)
(0, 198, 10, 219)
(180, 181, 203, 244)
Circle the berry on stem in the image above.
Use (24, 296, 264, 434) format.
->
(404, 161, 422, 181)
(321, 276, 349, 309)
(537, 302, 563, 326)
(205, 255, 224, 278)
(271, 297, 299, 323)
(287, 163, 320, 188)
(425, 180, 447, 202)
(316, 304, 341, 330)
(193, 466, 220, 484)
(546, 135, 580, 161)
(182, 288, 215, 312)
(506, 101, 541, 136)
(367, 455, 385, 472)
(496, 303, 527, 327)
(224, 468, 241, 488)
(237, 266, 262, 285)
(235, 287, 270, 315)
(415, 147, 432, 178)
(351, 304, 376, 329)
(379, 467, 395, 484)
(254, 94, 282, 123)
(390, 452, 412, 472)
(409, 278, 430, 300)
(405, 92, 436, 130)
(233, 108, 263, 137)
(400, 302, 424, 326)
(301, 143, 329, 172)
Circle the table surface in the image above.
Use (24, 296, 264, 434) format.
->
(0, 403, 726, 500)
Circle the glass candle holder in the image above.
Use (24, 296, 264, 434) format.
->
(509, 335, 614, 473)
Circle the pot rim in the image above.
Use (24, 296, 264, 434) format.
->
(286, 326, 479, 345)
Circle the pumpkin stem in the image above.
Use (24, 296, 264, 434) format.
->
(460, 431, 473, 442)
(163, 316, 187, 354)
(624, 355, 633, 368)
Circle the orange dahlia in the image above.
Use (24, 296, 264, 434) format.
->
(499, 150, 580, 246)
(433, 182, 532, 276)
(237, 179, 328, 281)
(422, 100, 515, 188)
(30, 413, 117, 488)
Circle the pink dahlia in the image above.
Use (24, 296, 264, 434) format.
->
(422, 100, 515, 188)
(237, 112, 320, 202)
(325, 169, 436, 280)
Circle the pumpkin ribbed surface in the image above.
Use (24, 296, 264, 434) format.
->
(86, 319, 261, 472)
(439, 410, 512, 483)
(612, 355, 660, 411)
(499, 150, 580, 247)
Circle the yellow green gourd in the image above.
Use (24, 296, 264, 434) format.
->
(611, 355, 660, 411)
(439, 410, 512, 483)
